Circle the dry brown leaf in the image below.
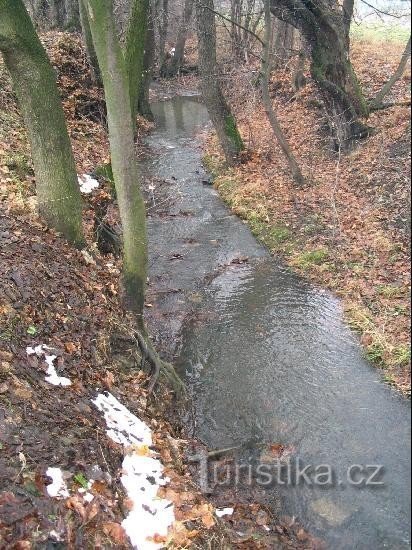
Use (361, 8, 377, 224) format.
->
(66, 495, 86, 520)
(102, 522, 128, 544)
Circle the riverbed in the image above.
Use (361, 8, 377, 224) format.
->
(144, 95, 411, 549)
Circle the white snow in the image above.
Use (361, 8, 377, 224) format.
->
(46, 467, 70, 499)
(78, 487, 95, 503)
(78, 174, 100, 194)
(27, 345, 72, 387)
(93, 392, 175, 549)
(216, 508, 234, 518)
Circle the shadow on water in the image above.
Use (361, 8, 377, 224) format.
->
(145, 96, 411, 549)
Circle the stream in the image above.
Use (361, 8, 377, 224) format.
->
(144, 95, 411, 549)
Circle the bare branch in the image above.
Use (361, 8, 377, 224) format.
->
(200, 3, 265, 45)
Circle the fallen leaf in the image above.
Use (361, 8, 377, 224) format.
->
(66, 496, 86, 520)
(102, 522, 128, 544)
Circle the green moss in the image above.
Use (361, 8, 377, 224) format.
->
(295, 248, 329, 268)
(393, 346, 411, 368)
(224, 115, 244, 151)
(4, 153, 32, 177)
(366, 342, 385, 366)
(269, 225, 292, 244)
(377, 284, 404, 299)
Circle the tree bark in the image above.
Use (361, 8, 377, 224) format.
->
(138, 8, 155, 120)
(78, 0, 101, 84)
(82, 0, 148, 316)
(64, 0, 80, 30)
(270, 0, 370, 149)
(273, 19, 296, 69)
(370, 36, 411, 109)
(167, 0, 194, 77)
(0, 0, 84, 245)
(49, 0, 65, 28)
(261, 0, 304, 186)
(157, 0, 169, 75)
(124, 0, 149, 126)
(196, 0, 244, 166)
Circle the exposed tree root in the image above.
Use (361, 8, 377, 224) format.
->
(134, 326, 185, 395)
(369, 100, 412, 112)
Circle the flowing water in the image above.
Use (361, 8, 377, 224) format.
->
(145, 96, 411, 549)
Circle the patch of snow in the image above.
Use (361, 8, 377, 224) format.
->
(78, 488, 95, 503)
(49, 530, 63, 542)
(26, 344, 52, 356)
(93, 392, 175, 549)
(46, 467, 70, 499)
(93, 392, 152, 447)
(216, 508, 234, 518)
(27, 345, 72, 387)
(78, 174, 100, 194)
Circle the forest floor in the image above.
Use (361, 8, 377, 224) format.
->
(203, 38, 411, 394)
(0, 33, 321, 549)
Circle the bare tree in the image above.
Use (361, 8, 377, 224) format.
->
(124, 0, 150, 126)
(157, 0, 169, 74)
(196, 0, 244, 165)
(167, 0, 194, 76)
(261, 0, 305, 186)
(273, 19, 296, 69)
(270, 0, 371, 149)
(138, 5, 155, 119)
(0, 0, 84, 245)
(78, 0, 101, 84)
(370, 35, 411, 109)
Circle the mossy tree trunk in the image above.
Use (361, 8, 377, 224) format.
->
(138, 8, 155, 120)
(64, 0, 80, 30)
(270, 0, 370, 149)
(82, 0, 148, 317)
(78, 0, 101, 84)
(196, 0, 244, 166)
(0, 0, 84, 245)
(124, 0, 150, 127)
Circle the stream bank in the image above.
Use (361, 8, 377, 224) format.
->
(144, 95, 411, 550)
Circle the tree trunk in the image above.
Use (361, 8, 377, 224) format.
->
(64, 0, 80, 30)
(82, 0, 183, 393)
(167, 0, 194, 77)
(196, 0, 244, 166)
(82, 0, 148, 316)
(261, 0, 304, 186)
(138, 9, 155, 120)
(78, 0, 101, 84)
(157, 0, 169, 75)
(49, 0, 65, 28)
(0, 0, 84, 245)
(124, 0, 150, 127)
(370, 36, 411, 109)
(273, 19, 295, 69)
(270, 0, 370, 149)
